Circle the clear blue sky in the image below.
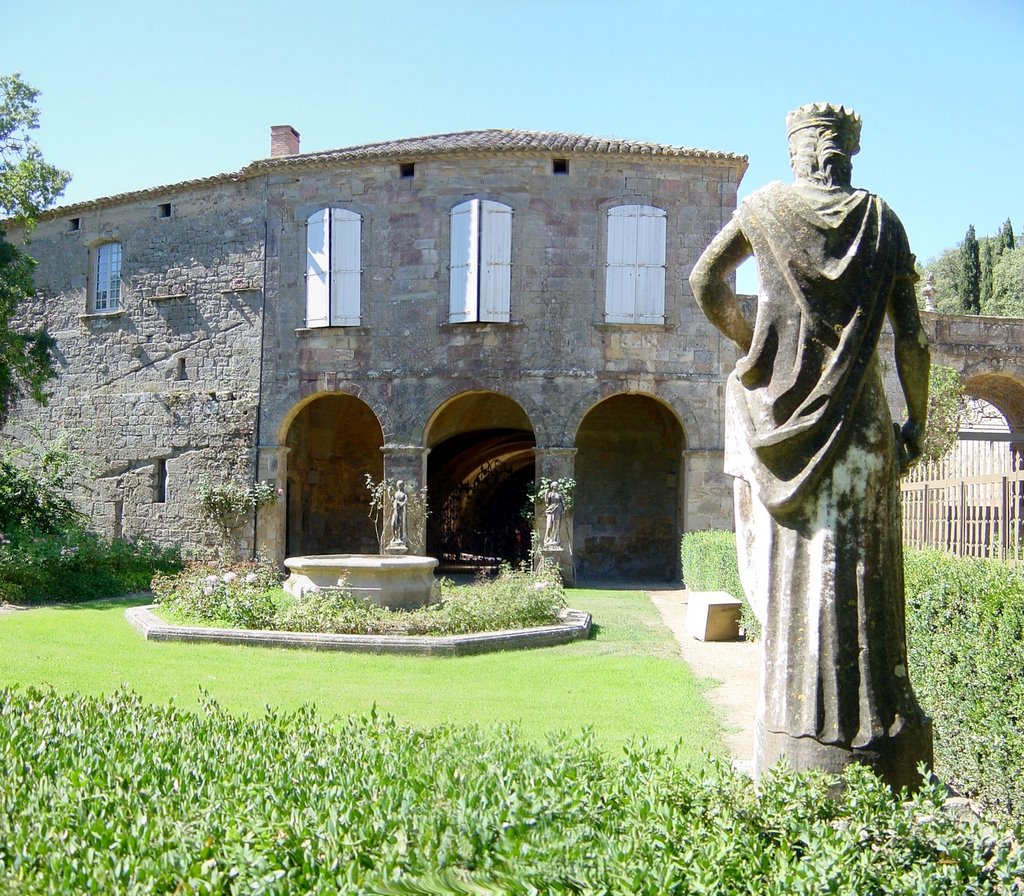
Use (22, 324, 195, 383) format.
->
(8, 0, 1023, 292)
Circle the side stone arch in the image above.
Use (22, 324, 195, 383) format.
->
(282, 379, 395, 443)
(558, 380, 715, 453)
(257, 389, 388, 562)
(572, 391, 687, 581)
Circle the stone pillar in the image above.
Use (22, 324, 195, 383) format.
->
(533, 447, 577, 585)
(381, 444, 430, 555)
(681, 448, 732, 534)
(256, 444, 290, 564)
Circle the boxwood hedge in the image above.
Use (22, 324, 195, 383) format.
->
(1, 687, 1020, 894)
(681, 530, 1024, 824)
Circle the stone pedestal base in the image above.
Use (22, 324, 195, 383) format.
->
(755, 715, 933, 793)
(539, 546, 573, 585)
(685, 591, 742, 641)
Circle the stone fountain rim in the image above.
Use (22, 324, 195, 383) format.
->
(125, 605, 592, 656)
(284, 553, 439, 570)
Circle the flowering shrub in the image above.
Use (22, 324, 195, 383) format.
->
(195, 477, 277, 554)
(152, 557, 282, 629)
(156, 562, 566, 637)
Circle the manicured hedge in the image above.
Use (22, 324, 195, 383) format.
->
(680, 531, 1024, 824)
(680, 529, 759, 639)
(1, 687, 1020, 894)
(904, 549, 1024, 822)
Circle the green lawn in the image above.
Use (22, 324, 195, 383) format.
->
(0, 588, 723, 756)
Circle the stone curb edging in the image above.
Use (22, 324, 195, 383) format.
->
(125, 606, 592, 656)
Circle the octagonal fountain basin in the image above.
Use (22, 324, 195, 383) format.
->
(283, 554, 439, 610)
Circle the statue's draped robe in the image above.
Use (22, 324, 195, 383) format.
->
(725, 181, 926, 750)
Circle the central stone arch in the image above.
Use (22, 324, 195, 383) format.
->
(424, 391, 536, 572)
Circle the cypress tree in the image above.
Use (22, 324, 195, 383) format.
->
(980, 238, 993, 310)
(997, 218, 1015, 254)
(959, 225, 981, 314)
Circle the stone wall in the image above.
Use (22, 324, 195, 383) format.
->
(6, 140, 747, 578)
(7, 179, 266, 554)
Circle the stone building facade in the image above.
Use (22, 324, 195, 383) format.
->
(6, 129, 748, 582)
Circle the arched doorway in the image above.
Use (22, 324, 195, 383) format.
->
(284, 394, 383, 556)
(963, 372, 1024, 435)
(574, 393, 685, 581)
(424, 392, 536, 572)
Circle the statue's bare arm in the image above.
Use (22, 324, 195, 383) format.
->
(889, 277, 930, 461)
(689, 218, 755, 353)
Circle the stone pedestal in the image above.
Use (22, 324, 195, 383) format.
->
(756, 715, 933, 794)
(533, 447, 576, 585)
(685, 591, 741, 641)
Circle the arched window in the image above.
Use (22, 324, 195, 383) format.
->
(605, 204, 666, 324)
(93, 241, 122, 311)
(306, 208, 361, 327)
(449, 199, 512, 323)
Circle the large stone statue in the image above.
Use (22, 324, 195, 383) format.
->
(689, 104, 933, 790)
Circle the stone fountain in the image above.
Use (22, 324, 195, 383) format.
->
(283, 553, 439, 609)
(283, 479, 439, 609)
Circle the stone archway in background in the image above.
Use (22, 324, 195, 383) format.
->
(962, 372, 1024, 434)
(424, 392, 536, 573)
(573, 393, 685, 582)
(284, 394, 383, 556)
(960, 372, 1024, 469)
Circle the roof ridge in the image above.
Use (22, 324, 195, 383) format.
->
(27, 128, 747, 220)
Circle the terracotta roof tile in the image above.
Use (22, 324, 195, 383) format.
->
(34, 129, 747, 218)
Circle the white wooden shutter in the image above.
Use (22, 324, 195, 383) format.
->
(479, 200, 512, 322)
(635, 206, 666, 324)
(449, 200, 479, 322)
(305, 209, 330, 327)
(605, 205, 638, 322)
(330, 208, 361, 326)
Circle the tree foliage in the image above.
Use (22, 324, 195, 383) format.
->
(958, 224, 981, 314)
(920, 363, 965, 465)
(0, 72, 69, 426)
(0, 234, 55, 426)
(922, 218, 1024, 318)
(0, 73, 70, 225)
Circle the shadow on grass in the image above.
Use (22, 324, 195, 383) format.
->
(15, 593, 153, 612)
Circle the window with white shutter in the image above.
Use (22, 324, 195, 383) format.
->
(604, 205, 666, 324)
(449, 199, 512, 323)
(305, 208, 361, 327)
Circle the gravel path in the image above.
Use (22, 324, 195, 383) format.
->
(645, 587, 759, 762)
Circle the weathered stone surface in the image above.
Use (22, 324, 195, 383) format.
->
(7, 130, 748, 578)
(125, 605, 592, 656)
(690, 105, 933, 790)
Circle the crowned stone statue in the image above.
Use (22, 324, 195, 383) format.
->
(689, 103, 933, 790)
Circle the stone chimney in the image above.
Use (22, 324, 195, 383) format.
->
(270, 125, 300, 157)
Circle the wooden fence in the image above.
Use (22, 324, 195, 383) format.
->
(901, 436, 1024, 561)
